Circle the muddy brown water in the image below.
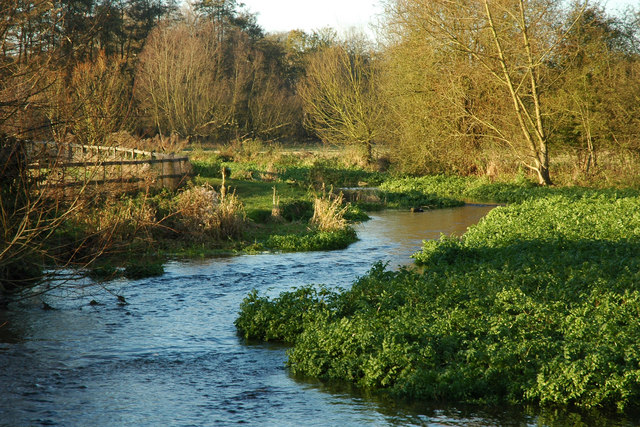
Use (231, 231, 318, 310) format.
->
(0, 206, 635, 426)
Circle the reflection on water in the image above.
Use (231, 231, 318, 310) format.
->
(1, 205, 635, 426)
(355, 207, 493, 264)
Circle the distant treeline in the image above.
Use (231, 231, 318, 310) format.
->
(2, 0, 640, 184)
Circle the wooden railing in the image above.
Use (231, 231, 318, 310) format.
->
(23, 141, 192, 196)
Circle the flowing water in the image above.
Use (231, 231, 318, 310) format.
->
(0, 205, 630, 426)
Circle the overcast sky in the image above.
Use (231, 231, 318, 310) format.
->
(240, 0, 638, 35)
(240, 0, 383, 34)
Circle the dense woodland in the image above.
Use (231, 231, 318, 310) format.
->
(2, 0, 640, 185)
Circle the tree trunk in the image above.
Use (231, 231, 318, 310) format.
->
(484, 0, 553, 186)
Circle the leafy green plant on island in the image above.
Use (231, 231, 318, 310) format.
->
(237, 192, 640, 412)
(265, 189, 357, 252)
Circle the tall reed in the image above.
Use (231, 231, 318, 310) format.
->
(310, 189, 348, 232)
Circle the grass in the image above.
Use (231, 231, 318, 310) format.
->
(57, 151, 381, 279)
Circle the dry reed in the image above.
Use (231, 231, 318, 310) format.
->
(176, 183, 245, 240)
(310, 189, 348, 232)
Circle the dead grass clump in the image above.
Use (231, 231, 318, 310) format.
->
(271, 186, 283, 221)
(176, 184, 219, 231)
(215, 191, 246, 239)
(310, 189, 348, 232)
(176, 183, 245, 239)
(82, 195, 157, 242)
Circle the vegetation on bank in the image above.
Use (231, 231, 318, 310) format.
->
(3, 0, 640, 418)
(236, 185, 640, 412)
(78, 178, 362, 278)
(5, 0, 640, 295)
(379, 173, 640, 204)
(2, 145, 396, 292)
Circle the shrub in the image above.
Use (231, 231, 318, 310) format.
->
(176, 183, 220, 231)
(310, 191, 348, 232)
(280, 200, 314, 222)
(191, 156, 223, 178)
(175, 183, 246, 240)
(80, 193, 157, 242)
(235, 286, 336, 343)
(215, 190, 246, 239)
(343, 204, 370, 222)
(124, 261, 164, 279)
(265, 228, 357, 252)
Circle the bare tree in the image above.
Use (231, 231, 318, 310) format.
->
(247, 54, 302, 140)
(0, 0, 64, 138)
(552, 4, 640, 175)
(135, 20, 233, 140)
(387, 0, 587, 185)
(298, 43, 382, 163)
(0, 2, 132, 297)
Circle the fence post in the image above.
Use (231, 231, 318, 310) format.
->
(169, 154, 176, 189)
(160, 156, 166, 189)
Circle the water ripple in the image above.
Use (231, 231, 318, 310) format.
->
(0, 207, 517, 427)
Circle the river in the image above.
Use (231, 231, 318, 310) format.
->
(0, 205, 631, 426)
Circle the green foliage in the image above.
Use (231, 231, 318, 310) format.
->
(380, 175, 640, 205)
(383, 189, 464, 209)
(235, 286, 336, 343)
(380, 175, 473, 200)
(280, 200, 313, 222)
(191, 156, 223, 178)
(343, 204, 370, 222)
(265, 228, 357, 252)
(124, 261, 165, 279)
(0, 256, 43, 293)
(279, 159, 386, 188)
(87, 263, 120, 281)
(87, 259, 165, 281)
(237, 192, 640, 411)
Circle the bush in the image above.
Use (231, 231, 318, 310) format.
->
(191, 156, 223, 178)
(124, 261, 164, 279)
(265, 228, 357, 252)
(175, 183, 246, 240)
(280, 200, 314, 222)
(235, 286, 336, 343)
(343, 204, 370, 222)
(279, 158, 386, 188)
(85, 194, 157, 241)
(0, 255, 43, 293)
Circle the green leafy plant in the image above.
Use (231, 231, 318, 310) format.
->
(237, 191, 640, 411)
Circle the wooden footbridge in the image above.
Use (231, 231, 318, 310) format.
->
(22, 141, 192, 196)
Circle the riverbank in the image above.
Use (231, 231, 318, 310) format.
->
(41, 153, 473, 285)
(236, 178, 640, 414)
(1, 208, 511, 426)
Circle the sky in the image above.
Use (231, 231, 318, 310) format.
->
(240, 0, 638, 36)
(240, 0, 384, 35)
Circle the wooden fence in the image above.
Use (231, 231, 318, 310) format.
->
(23, 141, 192, 197)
